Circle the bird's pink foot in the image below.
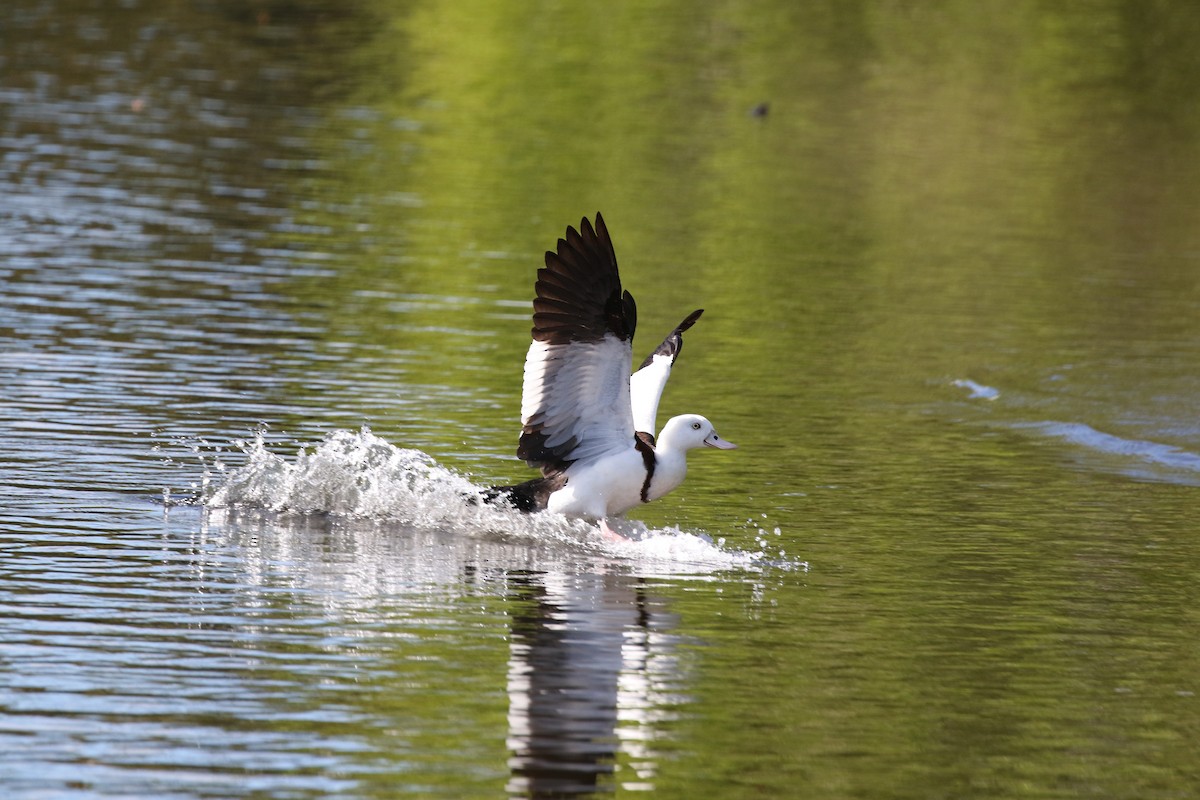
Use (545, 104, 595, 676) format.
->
(598, 517, 629, 542)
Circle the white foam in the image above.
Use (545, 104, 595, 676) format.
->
(204, 427, 789, 574)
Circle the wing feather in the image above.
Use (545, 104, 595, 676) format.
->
(629, 309, 704, 438)
(517, 214, 638, 473)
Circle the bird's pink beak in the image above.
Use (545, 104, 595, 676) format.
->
(704, 431, 738, 450)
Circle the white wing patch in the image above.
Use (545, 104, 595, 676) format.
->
(629, 353, 674, 437)
(521, 334, 635, 467)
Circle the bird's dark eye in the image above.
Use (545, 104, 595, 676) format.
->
(692, 422, 701, 430)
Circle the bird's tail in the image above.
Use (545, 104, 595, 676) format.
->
(478, 475, 564, 513)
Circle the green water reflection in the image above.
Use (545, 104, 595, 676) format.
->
(289, 0, 1200, 462)
(289, 3, 1200, 797)
(271, 3, 1200, 796)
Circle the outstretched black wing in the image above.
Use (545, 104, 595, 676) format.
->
(518, 214, 638, 473)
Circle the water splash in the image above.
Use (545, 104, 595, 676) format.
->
(209, 428, 480, 520)
(203, 427, 787, 573)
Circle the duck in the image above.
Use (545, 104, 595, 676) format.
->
(485, 213, 737, 537)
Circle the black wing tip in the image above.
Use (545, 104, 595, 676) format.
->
(561, 212, 607, 251)
(636, 309, 705, 370)
(678, 308, 704, 332)
(591, 211, 607, 239)
(579, 213, 596, 238)
(530, 212, 633, 345)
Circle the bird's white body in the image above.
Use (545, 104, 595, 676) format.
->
(546, 449, 653, 519)
(544, 413, 733, 521)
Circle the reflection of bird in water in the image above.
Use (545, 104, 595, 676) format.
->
(504, 570, 682, 797)
(486, 214, 737, 538)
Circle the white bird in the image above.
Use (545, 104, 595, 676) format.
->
(486, 213, 737, 537)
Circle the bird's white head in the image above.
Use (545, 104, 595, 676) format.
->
(658, 414, 738, 452)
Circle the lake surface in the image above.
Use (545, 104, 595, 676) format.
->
(4, 1, 1200, 797)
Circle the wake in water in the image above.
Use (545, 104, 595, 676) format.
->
(1019, 421, 1200, 485)
(200, 427, 789, 572)
(952, 378, 1200, 486)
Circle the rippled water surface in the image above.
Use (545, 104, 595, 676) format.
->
(5, 2, 1200, 798)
